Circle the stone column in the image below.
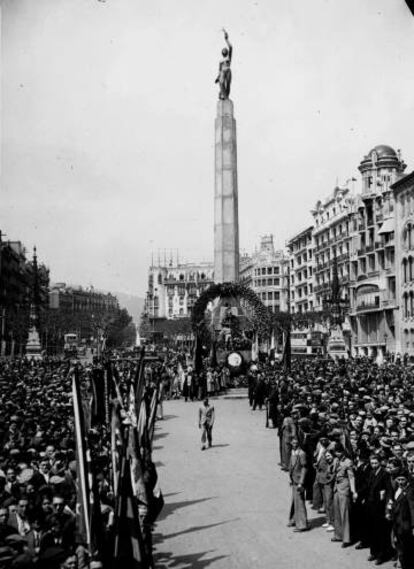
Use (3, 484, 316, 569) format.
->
(214, 99, 239, 283)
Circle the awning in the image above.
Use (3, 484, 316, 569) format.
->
(378, 218, 394, 234)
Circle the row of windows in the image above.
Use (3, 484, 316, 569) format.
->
(292, 266, 313, 282)
(291, 236, 312, 252)
(254, 278, 280, 287)
(258, 291, 280, 301)
(294, 249, 313, 266)
(314, 223, 350, 243)
(254, 266, 280, 276)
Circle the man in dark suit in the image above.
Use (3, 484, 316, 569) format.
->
(365, 454, 393, 565)
(39, 515, 72, 553)
(0, 507, 16, 542)
(389, 469, 414, 569)
(7, 497, 31, 536)
(25, 510, 46, 563)
(288, 437, 309, 532)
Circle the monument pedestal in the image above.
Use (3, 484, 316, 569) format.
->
(25, 325, 42, 361)
(214, 98, 239, 283)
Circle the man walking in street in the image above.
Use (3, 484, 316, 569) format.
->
(199, 398, 215, 451)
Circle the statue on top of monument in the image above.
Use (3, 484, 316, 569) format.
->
(215, 29, 232, 100)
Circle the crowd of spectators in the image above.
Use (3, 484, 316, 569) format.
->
(0, 359, 108, 568)
(249, 358, 414, 569)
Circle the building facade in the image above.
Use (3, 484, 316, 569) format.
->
(240, 234, 289, 312)
(311, 187, 353, 311)
(348, 145, 406, 357)
(144, 261, 214, 321)
(0, 239, 49, 355)
(392, 171, 414, 355)
(286, 226, 315, 313)
(49, 283, 119, 314)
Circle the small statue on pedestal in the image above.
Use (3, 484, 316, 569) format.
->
(215, 29, 232, 100)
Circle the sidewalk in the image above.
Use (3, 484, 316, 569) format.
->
(152, 397, 393, 569)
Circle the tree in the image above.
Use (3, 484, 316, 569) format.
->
(106, 308, 135, 347)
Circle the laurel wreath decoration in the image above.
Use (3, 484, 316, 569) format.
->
(191, 282, 273, 343)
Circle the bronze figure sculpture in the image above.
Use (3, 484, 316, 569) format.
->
(215, 29, 232, 100)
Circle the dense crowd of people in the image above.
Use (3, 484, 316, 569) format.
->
(0, 357, 163, 569)
(157, 359, 230, 402)
(247, 357, 414, 569)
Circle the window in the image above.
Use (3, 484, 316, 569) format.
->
(274, 278, 280, 286)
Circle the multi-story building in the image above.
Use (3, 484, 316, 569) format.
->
(144, 261, 214, 320)
(392, 170, 414, 355)
(286, 226, 315, 313)
(0, 239, 49, 355)
(49, 283, 119, 314)
(311, 187, 353, 311)
(348, 144, 406, 357)
(240, 234, 289, 312)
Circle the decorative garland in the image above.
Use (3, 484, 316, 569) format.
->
(191, 282, 272, 344)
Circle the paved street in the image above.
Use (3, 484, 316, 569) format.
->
(153, 394, 394, 569)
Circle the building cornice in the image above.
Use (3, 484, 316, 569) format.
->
(391, 171, 414, 195)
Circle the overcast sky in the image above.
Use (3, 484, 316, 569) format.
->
(1, 0, 414, 296)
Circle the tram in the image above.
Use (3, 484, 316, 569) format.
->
(291, 329, 325, 358)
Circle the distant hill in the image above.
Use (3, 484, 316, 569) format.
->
(115, 293, 145, 324)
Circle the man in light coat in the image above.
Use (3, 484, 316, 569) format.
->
(288, 438, 309, 532)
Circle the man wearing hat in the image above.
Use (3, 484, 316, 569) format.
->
(388, 469, 414, 569)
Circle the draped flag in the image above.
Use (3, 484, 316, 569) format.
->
(147, 386, 159, 444)
(112, 428, 148, 569)
(282, 328, 291, 373)
(194, 334, 203, 374)
(72, 369, 91, 548)
(111, 398, 123, 496)
(90, 368, 107, 426)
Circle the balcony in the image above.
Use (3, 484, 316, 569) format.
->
(365, 245, 374, 253)
(314, 282, 330, 293)
(356, 302, 380, 312)
(375, 241, 384, 250)
(356, 290, 396, 313)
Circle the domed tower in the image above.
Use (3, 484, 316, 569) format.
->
(358, 144, 406, 195)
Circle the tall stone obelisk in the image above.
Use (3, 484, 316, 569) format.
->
(214, 31, 239, 284)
